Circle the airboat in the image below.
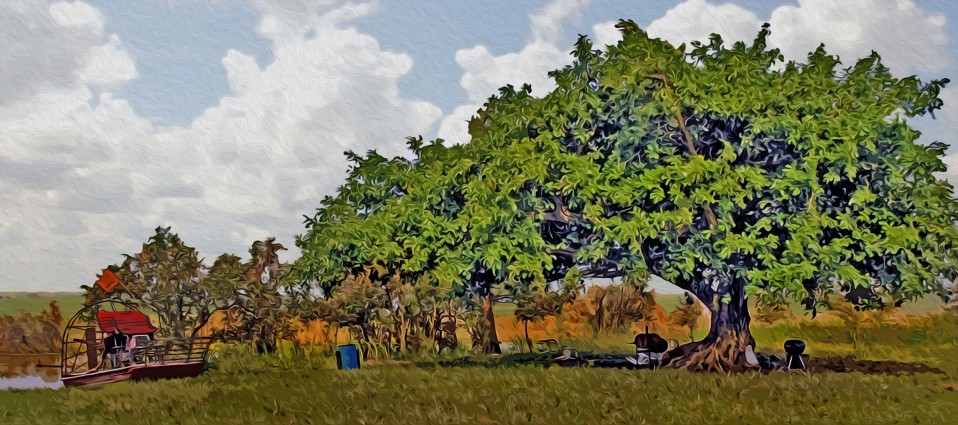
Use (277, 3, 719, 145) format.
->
(59, 300, 214, 387)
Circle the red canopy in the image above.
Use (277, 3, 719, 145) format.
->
(96, 310, 157, 335)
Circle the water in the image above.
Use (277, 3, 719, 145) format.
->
(1, 353, 63, 390)
(0, 375, 63, 390)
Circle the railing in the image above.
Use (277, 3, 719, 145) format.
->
(130, 336, 214, 365)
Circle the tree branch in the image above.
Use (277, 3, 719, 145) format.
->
(652, 69, 718, 228)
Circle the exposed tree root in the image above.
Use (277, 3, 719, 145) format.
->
(661, 332, 758, 373)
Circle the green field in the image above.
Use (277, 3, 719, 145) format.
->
(1, 348, 956, 424)
(1, 308, 957, 424)
(0, 292, 85, 317)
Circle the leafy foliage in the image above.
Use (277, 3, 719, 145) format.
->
(84, 228, 298, 351)
(218, 238, 296, 354)
(297, 21, 958, 364)
(83, 227, 215, 338)
(514, 287, 568, 351)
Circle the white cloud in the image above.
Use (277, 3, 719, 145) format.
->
(0, 0, 442, 291)
(928, 86, 958, 187)
(78, 34, 138, 87)
(591, 21, 621, 48)
(182, 2, 441, 221)
(914, 85, 958, 146)
(768, 0, 947, 75)
(595, 0, 947, 76)
(938, 153, 958, 187)
(48, 0, 103, 32)
(592, 0, 760, 49)
(647, 0, 761, 48)
(437, 0, 593, 144)
(0, 1, 105, 104)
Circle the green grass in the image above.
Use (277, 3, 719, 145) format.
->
(0, 315, 957, 424)
(0, 343, 956, 424)
(2, 293, 957, 424)
(0, 292, 84, 317)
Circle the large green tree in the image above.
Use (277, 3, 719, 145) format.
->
(298, 22, 958, 368)
(521, 22, 958, 370)
(297, 138, 552, 354)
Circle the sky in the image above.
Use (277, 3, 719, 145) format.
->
(1, 0, 956, 291)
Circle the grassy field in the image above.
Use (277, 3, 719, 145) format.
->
(0, 321, 955, 424)
(2, 293, 957, 424)
(0, 353, 954, 424)
(0, 292, 84, 317)
(0, 328, 956, 425)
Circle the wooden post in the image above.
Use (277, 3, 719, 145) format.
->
(85, 327, 98, 370)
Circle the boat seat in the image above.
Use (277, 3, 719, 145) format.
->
(128, 334, 153, 350)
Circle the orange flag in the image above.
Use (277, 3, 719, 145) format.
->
(95, 269, 120, 292)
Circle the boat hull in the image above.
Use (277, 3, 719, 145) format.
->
(61, 362, 206, 387)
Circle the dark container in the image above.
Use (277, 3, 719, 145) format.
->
(632, 325, 669, 353)
(784, 339, 806, 370)
(336, 344, 361, 371)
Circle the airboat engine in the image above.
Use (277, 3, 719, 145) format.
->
(96, 310, 157, 368)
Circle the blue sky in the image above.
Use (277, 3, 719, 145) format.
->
(1, 0, 957, 291)
(84, 0, 957, 129)
(88, 0, 271, 126)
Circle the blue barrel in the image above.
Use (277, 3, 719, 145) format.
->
(336, 344, 360, 371)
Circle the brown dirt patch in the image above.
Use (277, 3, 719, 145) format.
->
(807, 355, 944, 375)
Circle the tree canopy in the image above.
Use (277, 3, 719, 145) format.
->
(296, 21, 958, 369)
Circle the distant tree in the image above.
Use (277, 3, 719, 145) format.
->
(514, 288, 566, 352)
(220, 238, 295, 354)
(314, 273, 391, 357)
(0, 301, 63, 353)
(83, 227, 222, 339)
(585, 283, 663, 335)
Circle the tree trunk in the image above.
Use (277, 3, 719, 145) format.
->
(663, 274, 756, 372)
(478, 293, 502, 354)
(255, 326, 276, 354)
(592, 291, 606, 337)
(399, 316, 408, 354)
(524, 320, 531, 353)
(430, 305, 439, 342)
(327, 323, 339, 353)
(360, 324, 371, 360)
